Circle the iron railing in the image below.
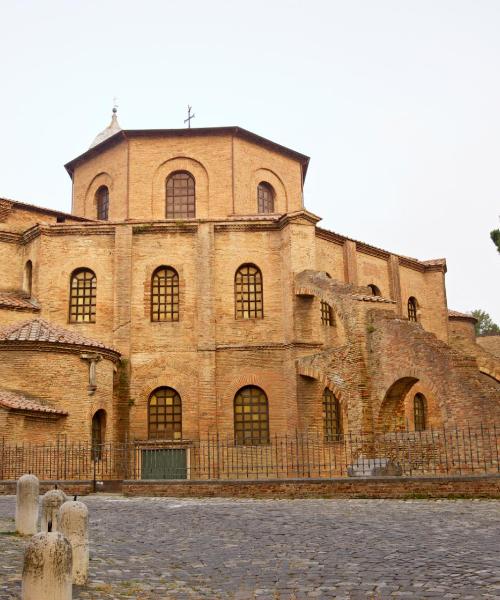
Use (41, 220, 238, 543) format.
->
(0, 424, 498, 483)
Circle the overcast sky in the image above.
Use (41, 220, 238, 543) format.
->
(1, 0, 498, 323)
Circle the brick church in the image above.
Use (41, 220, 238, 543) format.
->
(0, 110, 499, 450)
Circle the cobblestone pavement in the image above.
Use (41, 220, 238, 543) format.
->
(0, 495, 499, 599)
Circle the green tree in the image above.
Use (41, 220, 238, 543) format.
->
(471, 309, 500, 336)
(491, 229, 500, 254)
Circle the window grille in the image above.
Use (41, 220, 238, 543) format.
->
(321, 300, 334, 326)
(234, 386, 269, 445)
(323, 388, 342, 441)
(69, 269, 96, 323)
(166, 172, 195, 218)
(408, 297, 418, 322)
(257, 182, 275, 213)
(151, 267, 179, 322)
(148, 387, 182, 440)
(96, 186, 109, 220)
(414, 393, 426, 431)
(235, 264, 263, 319)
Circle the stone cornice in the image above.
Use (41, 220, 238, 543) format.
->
(215, 341, 322, 351)
(0, 231, 21, 244)
(133, 223, 198, 235)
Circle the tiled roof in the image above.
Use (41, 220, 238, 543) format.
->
(448, 309, 477, 321)
(422, 258, 447, 267)
(352, 294, 396, 304)
(0, 292, 40, 312)
(0, 318, 119, 354)
(0, 389, 67, 415)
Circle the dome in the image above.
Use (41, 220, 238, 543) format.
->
(89, 108, 122, 149)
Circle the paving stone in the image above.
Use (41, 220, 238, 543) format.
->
(0, 496, 498, 599)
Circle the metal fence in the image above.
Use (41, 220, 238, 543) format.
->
(1, 424, 498, 483)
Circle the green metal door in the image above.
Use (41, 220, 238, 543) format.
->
(141, 448, 187, 480)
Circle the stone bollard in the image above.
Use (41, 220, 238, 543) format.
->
(15, 474, 39, 535)
(59, 497, 89, 585)
(22, 527, 72, 600)
(40, 486, 67, 532)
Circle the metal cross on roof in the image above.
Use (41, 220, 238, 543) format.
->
(184, 105, 195, 128)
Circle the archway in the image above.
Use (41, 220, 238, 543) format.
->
(91, 409, 106, 461)
(378, 377, 419, 432)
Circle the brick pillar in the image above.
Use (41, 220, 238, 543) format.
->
(113, 225, 133, 440)
(196, 223, 217, 436)
(388, 254, 403, 315)
(343, 240, 358, 285)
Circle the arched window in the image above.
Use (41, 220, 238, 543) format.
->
(235, 264, 263, 319)
(166, 171, 195, 218)
(323, 388, 342, 441)
(257, 182, 275, 214)
(408, 297, 418, 322)
(91, 409, 106, 461)
(24, 260, 32, 297)
(413, 393, 426, 432)
(368, 284, 381, 297)
(320, 300, 334, 326)
(69, 268, 96, 323)
(148, 387, 182, 440)
(234, 386, 269, 445)
(151, 267, 179, 322)
(96, 186, 109, 221)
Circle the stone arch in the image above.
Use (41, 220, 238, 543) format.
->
(151, 156, 209, 219)
(377, 375, 442, 432)
(296, 364, 344, 402)
(479, 367, 500, 384)
(251, 167, 288, 214)
(84, 172, 114, 219)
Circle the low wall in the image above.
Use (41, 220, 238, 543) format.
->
(122, 475, 500, 499)
(0, 480, 94, 496)
(1, 475, 498, 498)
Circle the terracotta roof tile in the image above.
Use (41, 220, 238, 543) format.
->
(0, 389, 67, 415)
(448, 309, 477, 321)
(352, 294, 396, 304)
(0, 318, 119, 354)
(0, 292, 40, 312)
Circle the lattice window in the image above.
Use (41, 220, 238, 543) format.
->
(151, 267, 179, 322)
(321, 300, 334, 326)
(234, 386, 269, 445)
(69, 268, 96, 323)
(323, 388, 342, 441)
(235, 264, 263, 319)
(148, 387, 182, 440)
(408, 297, 418, 322)
(414, 393, 426, 432)
(257, 182, 275, 214)
(96, 186, 109, 221)
(166, 171, 195, 218)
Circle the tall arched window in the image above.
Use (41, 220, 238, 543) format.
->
(257, 182, 275, 214)
(91, 409, 106, 461)
(24, 260, 32, 297)
(368, 284, 381, 297)
(96, 186, 109, 221)
(69, 268, 96, 323)
(320, 300, 334, 326)
(413, 393, 426, 432)
(148, 387, 182, 440)
(323, 388, 342, 441)
(166, 171, 195, 218)
(408, 297, 418, 322)
(234, 386, 269, 445)
(235, 264, 263, 319)
(151, 267, 179, 322)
